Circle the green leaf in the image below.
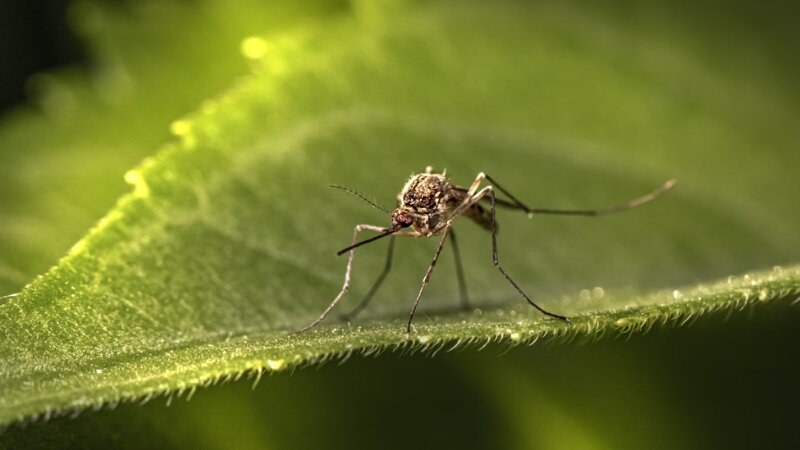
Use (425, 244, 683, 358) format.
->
(1, 0, 799, 429)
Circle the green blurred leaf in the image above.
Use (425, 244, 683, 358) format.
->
(0, 0, 346, 293)
(1, 0, 799, 431)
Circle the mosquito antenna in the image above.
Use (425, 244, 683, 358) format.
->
(329, 185, 390, 213)
(337, 228, 397, 256)
(529, 178, 677, 216)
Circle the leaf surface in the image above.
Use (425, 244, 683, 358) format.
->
(1, 0, 799, 426)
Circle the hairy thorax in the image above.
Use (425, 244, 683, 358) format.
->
(396, 173, 465, 235)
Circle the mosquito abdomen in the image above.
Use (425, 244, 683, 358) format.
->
(464, 203, 494, 231)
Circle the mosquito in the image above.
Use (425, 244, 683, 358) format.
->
(299, 166, 677, 334)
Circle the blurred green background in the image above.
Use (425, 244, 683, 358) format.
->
(1, 0, 799, 449)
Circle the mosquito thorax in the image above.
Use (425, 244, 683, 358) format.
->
(398, 173, 452, 213)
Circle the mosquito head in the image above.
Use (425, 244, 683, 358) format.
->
(391, 208, 415, 230)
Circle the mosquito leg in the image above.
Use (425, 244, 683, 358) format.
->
(464, 172, 487, 197)
(482, 174, 533, 212)
(427, 172, 488, 237)
(297, 224, 387, 333)
(341, 235, 396, 321)
(484, 187, 570, 322)
(406, 226, 452, 334)
(449, 229, 471, 310)
(483, 174, 677, 217)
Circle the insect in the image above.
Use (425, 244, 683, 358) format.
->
(299, 166, 676, 334)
